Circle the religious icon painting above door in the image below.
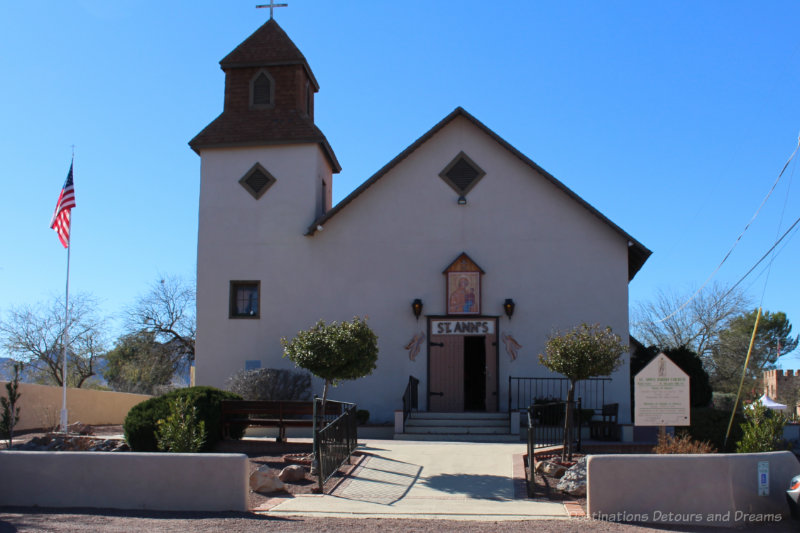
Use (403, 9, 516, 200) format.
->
(444, 253, 484, 315)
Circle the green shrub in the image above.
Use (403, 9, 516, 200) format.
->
(124, 386, 243, 452)
(685, 407, 744, 452)
(736, 402, 789, 453)
(156, 396, 206, 453)
(711, 392, 738, 412)
(225, 368, 311, 400)
(356, 409, 369, 425)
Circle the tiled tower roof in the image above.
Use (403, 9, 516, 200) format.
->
(189, 19, 339, 172)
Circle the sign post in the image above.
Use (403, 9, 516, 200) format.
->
(634, 353, 691, 435)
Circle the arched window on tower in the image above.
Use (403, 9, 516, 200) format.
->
(251, 71, 274, 107)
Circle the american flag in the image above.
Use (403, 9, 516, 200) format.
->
(50, 161, 76, 248)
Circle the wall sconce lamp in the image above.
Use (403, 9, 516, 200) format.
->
(503, 298, 516, 319)
(457, 195, 467, 205)
(412, 299, 423, 320)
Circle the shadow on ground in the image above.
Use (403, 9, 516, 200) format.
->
(421, 474, 514, 500)
(332, 455, 422, 505)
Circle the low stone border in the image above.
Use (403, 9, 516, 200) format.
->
(0, 451, 249, 512)
(587, 451, 799, 526)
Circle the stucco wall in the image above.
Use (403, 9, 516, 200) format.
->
(0, 451, 249, 511)
(0, 382, 150, 432)
(587, 451, 800, 526)
(195, 115, 636, 422)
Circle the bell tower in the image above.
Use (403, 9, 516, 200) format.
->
(191, 18, 340, 387)
(189, 18, 339, 174)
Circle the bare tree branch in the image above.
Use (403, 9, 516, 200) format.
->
(125, 275, 195, 361)
(632, 282, 751, 360)
(0, 294, 106, 387)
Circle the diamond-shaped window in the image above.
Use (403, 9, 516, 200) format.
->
(239, 163, 276, 200)
(438, 152, 486, 196)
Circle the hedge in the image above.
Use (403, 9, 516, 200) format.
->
(124, 386, 244, 452)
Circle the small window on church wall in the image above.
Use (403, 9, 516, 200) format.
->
(245, 360, 261, 371)
(239, 163, 277, 200)
(230, 281, 260, 318)
(305, 81, 312, 116)
(438, 152, 486, 196)
(320, 179, 327, 216)
(251, 71, 273, 107)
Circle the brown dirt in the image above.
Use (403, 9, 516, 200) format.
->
(213, 439, 323, 508)
(1, 510, 797, 532)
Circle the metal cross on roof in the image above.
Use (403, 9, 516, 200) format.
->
(256, 0, 288, 19)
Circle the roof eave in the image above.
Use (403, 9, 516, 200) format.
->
(306, 107, 651, 281)
(189, 138, 341, 173)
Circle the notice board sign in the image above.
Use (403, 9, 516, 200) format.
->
(634, 353, 690, 426)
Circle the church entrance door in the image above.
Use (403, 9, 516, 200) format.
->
(428, 318, 498, 412)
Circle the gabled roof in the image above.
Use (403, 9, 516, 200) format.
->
(307, 107, 651, 281)
(221, 18, 319, 90)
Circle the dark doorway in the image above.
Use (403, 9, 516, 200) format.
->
(463, 336, 486, 411)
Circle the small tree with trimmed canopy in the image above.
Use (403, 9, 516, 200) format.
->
(281, 316, 378, 413)
(539, 323, 627, 461)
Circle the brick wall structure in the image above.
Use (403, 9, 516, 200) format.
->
(762, 369, 800, 416)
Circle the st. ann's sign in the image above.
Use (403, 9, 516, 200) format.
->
(431, 319, 495, 335)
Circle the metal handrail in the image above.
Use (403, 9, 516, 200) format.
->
(314, 398, 358, 493)
(509, 376, 609, 413)
(401, 375, 419, 432)
(527, 398, 583, 452)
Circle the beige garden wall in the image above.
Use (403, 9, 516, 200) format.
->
(587, 451, 800, 527)
(0, 451, 249, 511)
(0, 382, 150, 431)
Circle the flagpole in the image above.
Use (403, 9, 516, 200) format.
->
(52, 153, 75, 434)
(61, 234, 71, 433)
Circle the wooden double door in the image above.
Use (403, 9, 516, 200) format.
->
(428, 319, 498, 412)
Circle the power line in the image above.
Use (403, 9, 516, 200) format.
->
(718, 212, 800, 305)
(653, 135, 800, 324)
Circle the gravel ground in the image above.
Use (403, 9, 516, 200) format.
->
(1, 508, 797, 533)
(4, 429, 797, 532)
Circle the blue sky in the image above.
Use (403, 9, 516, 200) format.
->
(2, 1, 800, 366)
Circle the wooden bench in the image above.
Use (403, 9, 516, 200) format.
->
(589, 403, 620, 441)
(221, 400, 342, 442)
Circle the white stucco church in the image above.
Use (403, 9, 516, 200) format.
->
(190, 18, 651, 425)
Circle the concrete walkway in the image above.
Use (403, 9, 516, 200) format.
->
(263, 439, 573, 520)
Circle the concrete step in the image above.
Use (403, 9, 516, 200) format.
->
(393, 433, 521, 443)
(404, 425, 510, 435)
(405, 418, 508, 427)
(408, 412, 508, 420)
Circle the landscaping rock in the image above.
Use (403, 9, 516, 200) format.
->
(538, 460, 568, 478)
(67, 422, 91, 435)
(556, 456, 587, 497)
(249, 469, 286, 493)
(278, 464, 306, 483)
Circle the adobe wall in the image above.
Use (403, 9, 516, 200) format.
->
(762, 369, 800, 416)
(0, 382, 150, 431)
(587, 451, 799, 527)
(0, 451, 249, 511)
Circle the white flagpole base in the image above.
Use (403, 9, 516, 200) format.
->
(60, 409, 68, 433)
